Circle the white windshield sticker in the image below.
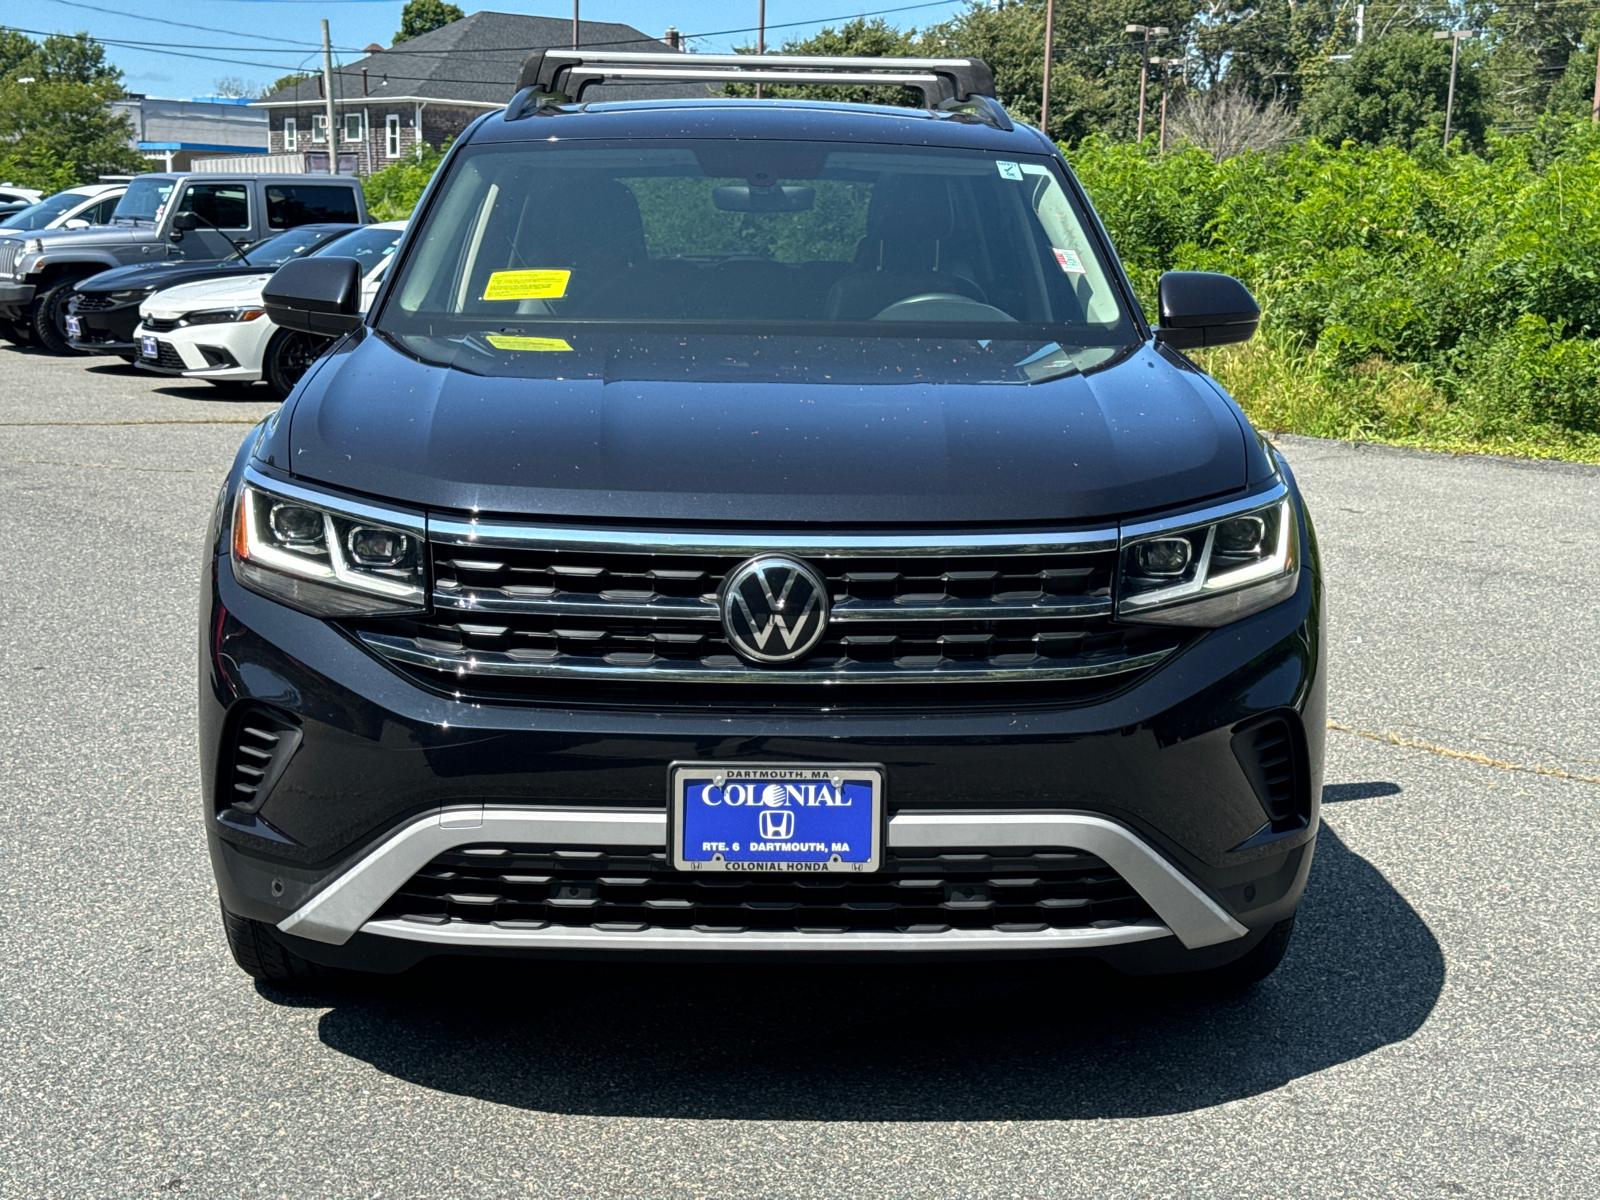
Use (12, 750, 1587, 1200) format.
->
(1053, 247, 1086, 274)
(995, 161, 1024, 180)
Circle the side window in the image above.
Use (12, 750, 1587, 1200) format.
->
(89, 195, 121, 223)
(264, 185, 361, 229)
(284, 118, 298, 151)
(178, 183, 250, 230)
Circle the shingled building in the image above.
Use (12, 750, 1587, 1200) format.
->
(252, 11, 703, 175)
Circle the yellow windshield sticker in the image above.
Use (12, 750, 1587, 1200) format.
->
(485, 335, 574, 353)
(482, 269, 571, 301)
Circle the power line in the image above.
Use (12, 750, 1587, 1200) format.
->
(38, 0, 345, 48)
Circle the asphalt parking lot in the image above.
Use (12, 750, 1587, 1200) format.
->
(1, 342, 1596, 1200)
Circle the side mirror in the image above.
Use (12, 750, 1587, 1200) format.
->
(168, 211, 198, 242)
(63, 219, 90, 230)
(1154, 272, 1259, 350)
(263, 256, 364, 336)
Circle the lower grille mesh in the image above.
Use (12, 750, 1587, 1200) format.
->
(376, 843, 1157, 934)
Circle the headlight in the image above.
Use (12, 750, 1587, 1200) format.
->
(111, 289, 153, 301)
(24, 237, 43, 254)
(1116, 490, 1299, 628)
(231, 474, 426, 617)
(183, 306, 265, 326)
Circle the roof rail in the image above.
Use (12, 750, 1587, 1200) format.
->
(505, 50, 1000, 120)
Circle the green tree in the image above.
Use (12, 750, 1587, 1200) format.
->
(1300, 31, 1490, 149)
(1543, 43, 1599, 119)
(392, 0, 465, 45)
(0, 30, 143, 189)
(265, 70, 315, 99)
(724, 18, 924, 105)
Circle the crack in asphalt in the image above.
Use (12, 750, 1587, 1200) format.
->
(1328, 719, 1600, 786)
(10, 458, 218, 473)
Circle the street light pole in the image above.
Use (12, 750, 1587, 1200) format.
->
(755, 0, 766, 99)
(1125, 24, 1169, 143)
(1433, 29, 1477, 148)
(1041, 0, 1055, 134)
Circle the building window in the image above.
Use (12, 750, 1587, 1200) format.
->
(312, 114, 328, 143)
(385, 113, 400, 158)
(284, 117, 297, 151)
(343, 112, 363, 143)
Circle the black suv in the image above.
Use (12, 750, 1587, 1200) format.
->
(203, 53, 1323, 987)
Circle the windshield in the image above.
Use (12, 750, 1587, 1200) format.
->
(112, 177, 175, 223)
(312, 224, 404, 275)
(0, 192, 91, 231)
(227, 226, 343, 267)
(378, 139, 1135, 377)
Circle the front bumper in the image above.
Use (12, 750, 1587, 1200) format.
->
(0, 281, 37, 313)
(134, 318, 268, 380)
(65, 301, 140, 355)
(201, 453, 1326, 974)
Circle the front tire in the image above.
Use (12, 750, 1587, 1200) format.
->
(264, 328, 329, 399)
(221, 905, 342, 987)
(30, 278, 86, 355)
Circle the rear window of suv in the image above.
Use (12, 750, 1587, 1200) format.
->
(266, 185, 361, 228)
(378, 139, 1136, 370)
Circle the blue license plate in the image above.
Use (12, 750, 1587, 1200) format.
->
(65, 316, 81, 339)
(140, 335, 158, 359)
(671, 763, 884, 873)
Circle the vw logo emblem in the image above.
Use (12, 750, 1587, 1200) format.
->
(720, 555, 830, 664)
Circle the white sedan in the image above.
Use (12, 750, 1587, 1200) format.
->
(133, 220, 406, 399)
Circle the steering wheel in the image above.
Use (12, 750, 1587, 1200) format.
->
(872, 293, 1018, 322)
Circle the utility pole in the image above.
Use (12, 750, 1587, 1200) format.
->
(1592, 32, 1600, 124)
(320, 19, 338, 174)
(1040, 0, 1055, 133)
(755, 0, 765, 99)
(1433, 29, 1477, 148)
(572, 1, 579, 49)
(1156, 57, 1185, 153)
(1125, 24, 1169, 143)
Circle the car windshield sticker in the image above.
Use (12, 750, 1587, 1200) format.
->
(482, 269, 571, 302)
(995, 161, 1024, 181)
(485, 335, 573, 352)
(1053, 247, 1086, 274)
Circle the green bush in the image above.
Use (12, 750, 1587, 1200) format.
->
(1069, 122, 1600, 460)
(363, 144, 445, 221)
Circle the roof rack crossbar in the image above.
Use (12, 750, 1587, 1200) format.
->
(511, 50, 997, 113)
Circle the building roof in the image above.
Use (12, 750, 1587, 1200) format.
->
(255, 10, 711, 110)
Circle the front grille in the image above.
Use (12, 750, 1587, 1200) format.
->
(377, 843, 1156, 934)
(353, 521, 1184, 703)
(69, 293, 120, 313)
(0, 243, 18, 277)
(141, 339, 187, 371)
(142, 316, 181, 333)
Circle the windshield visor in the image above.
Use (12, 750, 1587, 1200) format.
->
(378, 140, 1135, 356)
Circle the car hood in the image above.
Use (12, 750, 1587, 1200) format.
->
(144, 273, 270, 318)
(24, 225, 145, 252)
(277, 330, 1256, 525)
(78, 260, 271, 294)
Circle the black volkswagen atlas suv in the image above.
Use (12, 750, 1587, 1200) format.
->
(201, 52, 1324, 987)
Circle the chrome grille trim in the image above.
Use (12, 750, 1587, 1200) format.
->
(0, 242, 18, 276)
(356, 629, 1176, 685)
(428, 517, 1119, 558)
(432, 588, 1114, 622)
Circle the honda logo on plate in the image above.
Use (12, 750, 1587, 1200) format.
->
(759, 809, 795, 840)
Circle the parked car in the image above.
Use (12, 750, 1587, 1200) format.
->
(63, 222, 362, 359)
(0, 186, 43, 220)
(133, 221, 406, 397)
(0, 173, 365, 353)
(206, 52, 1323, 989)
(0, 184, 126, 233)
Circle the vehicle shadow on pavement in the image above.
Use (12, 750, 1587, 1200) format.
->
(278, 822, 1442, 1119)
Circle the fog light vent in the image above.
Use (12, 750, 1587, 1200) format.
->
(1231, 713, 1307, 830)
(225, 705, 302, 815)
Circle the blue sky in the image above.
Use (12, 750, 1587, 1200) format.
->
(7, 0, 971, 98)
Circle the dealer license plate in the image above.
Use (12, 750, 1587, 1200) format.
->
(64, 315, 81, 339)
(670, 762, 884, 873)
(140, 335, 158, 359)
